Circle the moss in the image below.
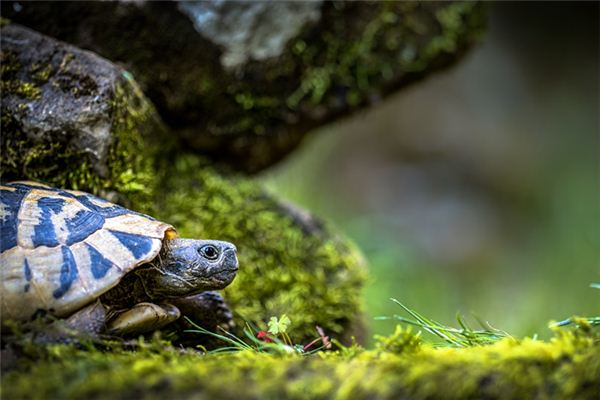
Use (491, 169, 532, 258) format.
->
(3, 329, 598, 399)
(285, 4, 412, 109)
(0, 49, 20, 78)
(1, 80, 42, 99)
(423, 2, 486, 61)
(0, 49, 42, 100)
(103, 75, 173, 213)
(149, 154, 367, 344)
(373, 325, 422, 355)
(28, 62, 54, 84)
(1, 132, 97, 186)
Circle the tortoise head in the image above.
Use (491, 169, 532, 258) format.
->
(136, 238, 238, 300)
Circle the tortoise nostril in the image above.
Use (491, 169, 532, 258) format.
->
(222, 243, 237, 254)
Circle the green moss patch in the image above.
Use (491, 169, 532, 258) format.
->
(3, 328, 597, 399)
(104, 75, 172, 213)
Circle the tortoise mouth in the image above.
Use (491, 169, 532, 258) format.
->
(161, 268, 237, 297)
(207, 268, 237, 279)
(207, 267, 238, 288)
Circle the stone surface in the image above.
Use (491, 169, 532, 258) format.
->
(178, 1, 322, 69)
(0, 22, 166, 208)
(2, 23, 117, 179)
(2, 1, 486, 172)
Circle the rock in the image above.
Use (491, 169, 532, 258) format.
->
(178, 1, 322, 70)
(2, 24, 113, 177)
(2, 1, 486, 172)
(0, 22, 367, 344)
(0, 22, 168, 210)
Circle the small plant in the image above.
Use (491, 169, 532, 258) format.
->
(376, 298, 511, 347)
(374, 325, 422, 354)
(267, 314, 292, 345)
(185, 315, 332, 355)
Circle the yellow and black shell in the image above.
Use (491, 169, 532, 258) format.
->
(0, 181, 174, 323)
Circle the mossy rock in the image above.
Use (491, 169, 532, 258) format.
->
(2, 328, 598, 399)
(0, 22, 168, 213)
(152, 155, 367, 344)
(0, 22, 366, 344)
(2, 1, 486, 172)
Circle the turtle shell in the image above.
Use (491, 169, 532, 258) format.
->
(0, 181, 174, 323)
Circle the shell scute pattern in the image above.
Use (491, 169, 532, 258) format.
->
(0, 182, 173, 322)
(0, 185, 27, 253)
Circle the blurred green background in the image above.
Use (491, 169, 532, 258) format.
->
(261, 2, 599, 342)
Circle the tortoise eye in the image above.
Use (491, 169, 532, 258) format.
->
(199, 245, 219, 260)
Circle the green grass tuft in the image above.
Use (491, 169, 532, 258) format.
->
(376, 298, 512, 347)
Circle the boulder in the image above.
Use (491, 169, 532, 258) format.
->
(2, 1, 486, 172)
(0, 22, 167, 210)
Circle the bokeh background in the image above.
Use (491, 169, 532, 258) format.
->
(261, 2, 599, 342)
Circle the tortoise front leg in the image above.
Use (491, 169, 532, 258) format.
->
(170, 291, 235, 331)
(168, 292, 235, 347)
(107, 303, 180, 336)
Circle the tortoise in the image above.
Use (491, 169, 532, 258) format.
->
(0, 181, 238, 338)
